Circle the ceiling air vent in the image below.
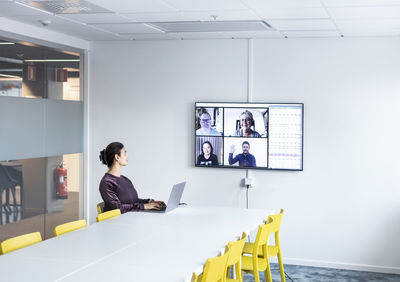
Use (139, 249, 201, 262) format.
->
(17, 0, 112, 14)
(150, 21, 273, 33)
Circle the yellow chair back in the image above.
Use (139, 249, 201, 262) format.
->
(202, 247, 230, 282)
(241, 209, 286, 282)
(96, 209, 121, 222)
(0, 232, 42, 255)
(268, 209, 284, 234)
(97, 202, 105, 214)
(253, 217, 275, 257)
(226, 232, 247, 281)
(54, 219, 87, 236)
(192, 247, 231, 282)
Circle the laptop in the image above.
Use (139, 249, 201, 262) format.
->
(141, 181, 186, 213)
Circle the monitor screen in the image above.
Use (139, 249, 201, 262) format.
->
(195, 102, 304, 170)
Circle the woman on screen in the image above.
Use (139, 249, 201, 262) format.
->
(233, 110, 261, 137)
(196, 111, 222, 136)
(99, 142, 165, 213)
(197, 141, 219, 166)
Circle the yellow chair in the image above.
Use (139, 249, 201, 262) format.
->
(54, 219, 87, 236)
(97, 202, 105, 214)
(226, 232, 247, 282)
(0, 232, 42, 255)
(96, 208, 121, 222)
(192, 247, 231, 282)
(242, 209, 285, 282)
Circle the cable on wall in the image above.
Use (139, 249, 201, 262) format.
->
(245, 38, 254, 210)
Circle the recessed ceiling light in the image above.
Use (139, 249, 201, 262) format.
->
(24, 59, 80, 62)
(0, 69, 23, 72)
(0, 42, 15, 45)
(151, 21, 273, 33)
(0, 74, 21, 79)
(0, 57, 23, 64)
(17, 0, 112, 14)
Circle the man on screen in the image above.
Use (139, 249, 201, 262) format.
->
(228, 141, 256, 167)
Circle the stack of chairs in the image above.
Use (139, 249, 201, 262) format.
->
(191, 209, 285, 282)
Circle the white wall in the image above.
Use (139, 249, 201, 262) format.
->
(89, 38, 400, 274)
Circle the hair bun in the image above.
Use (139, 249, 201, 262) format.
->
(99, 149, 107, 165)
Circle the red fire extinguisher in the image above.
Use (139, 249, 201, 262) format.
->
(56, 163, 68, 199)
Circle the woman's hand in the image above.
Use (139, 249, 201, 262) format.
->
(144, 202, 162, 210)
(149, 200, 166, 209)
(155, 201, 166, 208)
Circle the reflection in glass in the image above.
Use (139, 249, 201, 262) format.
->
(0, 38, 81, 101)
(0, 154, 82, 242)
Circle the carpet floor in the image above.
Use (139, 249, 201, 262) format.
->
(242, 263, 400, 282)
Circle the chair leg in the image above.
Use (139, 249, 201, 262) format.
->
(10, 186, 17, 221)
(0, 190, 3, 225)
(277, 250, 286, 282)
(254, 270, 260, 282)
(264, 258, 272, 282)
(5, 188, 11, 224)
(234, 262, 241, 282)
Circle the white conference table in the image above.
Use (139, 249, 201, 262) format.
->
(0, 206, 272, 282)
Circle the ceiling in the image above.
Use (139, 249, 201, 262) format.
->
(1, 0, 400, 41)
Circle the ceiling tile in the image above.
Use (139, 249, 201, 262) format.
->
(8, 14, 125, 40)
(5, 14, 60, 27)
(169, 31, 233, 39)
(65, 26, 126, 41)
(336, 19, 400, 30)
(282, 30, 341, 37)
(90, 23, 164, 34)
(322, 0, 400, 7)
(242, 0, 323, 9)
(123, 10, 260, 22)
(269, 19, 336, 31)
(0, 2, 52, 16)
(251, 7, 329, 20)
(58, 13, 133, 24)
(87, 0, 177, 13)
(340, 28, 400, 36)
(163, 0, 248, 11)
(328, 6, 400, 20)
(118, 33, 177, 40)
(223, 30, 283, 38)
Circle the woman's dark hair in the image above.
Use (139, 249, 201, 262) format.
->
(99, 142, 124, 168)
(201, 141, 214, 155)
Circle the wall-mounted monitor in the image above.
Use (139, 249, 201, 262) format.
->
(195, 102, 304, 171)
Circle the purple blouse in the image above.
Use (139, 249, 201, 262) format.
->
(99, 173, 150, 213)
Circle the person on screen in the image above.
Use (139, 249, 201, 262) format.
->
(196, 111, 222, 136)
(197, 141, 219, 166)
(99, 142, 166, 213)
(233, 110, 261, 137)
(228, 141, 256, 167)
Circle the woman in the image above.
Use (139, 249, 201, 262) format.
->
(196, 141, 219, 166)
(99, 142, 165, 213)
(196, 111, 222, 136)
(233, 110, 261, 137)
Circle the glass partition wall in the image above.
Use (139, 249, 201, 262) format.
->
(0, 37, 84, 242)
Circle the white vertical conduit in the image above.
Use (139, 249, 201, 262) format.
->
(246, 39, 254, 209)
(247, 38, 254, 103)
